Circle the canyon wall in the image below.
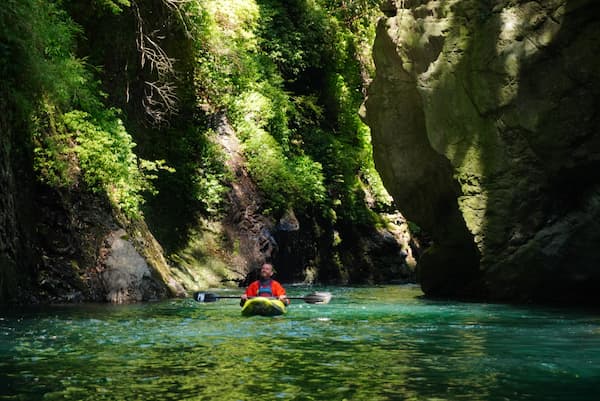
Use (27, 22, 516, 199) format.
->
(363, 0, 600, 304)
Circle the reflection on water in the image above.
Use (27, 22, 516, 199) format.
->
(1, 285, 600, 400)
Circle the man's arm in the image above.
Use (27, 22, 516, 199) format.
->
(272, 281, 290, 305)
(241, 281, 258, 301)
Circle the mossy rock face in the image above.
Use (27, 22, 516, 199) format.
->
(363, 0, 600, 304)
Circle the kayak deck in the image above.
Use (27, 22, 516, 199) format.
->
(241, 297, 287, 316)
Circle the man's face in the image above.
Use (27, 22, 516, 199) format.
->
(260, 264, 273, 279)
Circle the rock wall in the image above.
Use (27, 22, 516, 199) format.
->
(1, 75, 185, 304)
(363, 0, 600, 304)
(0, 95, 34, 302)
(1, 174, 185, 304)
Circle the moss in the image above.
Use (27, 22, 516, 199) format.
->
(168, 221, 245, 291)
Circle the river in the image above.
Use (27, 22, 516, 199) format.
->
(1, 285, 599, 400)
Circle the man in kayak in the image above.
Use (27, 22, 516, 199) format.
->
(241, 263, 290, 306)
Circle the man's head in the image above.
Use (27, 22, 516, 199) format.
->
(259, 263, 274, 280)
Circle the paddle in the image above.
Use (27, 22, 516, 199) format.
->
(193, 291, 332, 304)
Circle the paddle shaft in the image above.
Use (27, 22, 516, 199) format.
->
(210, 295, 302, 300)
(193, 291, 331, 304)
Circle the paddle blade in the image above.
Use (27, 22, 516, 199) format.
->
(193, 292, 218, 302)
(303, 292, 332, 304)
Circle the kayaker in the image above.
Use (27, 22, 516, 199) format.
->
(241, 263, 290, 306)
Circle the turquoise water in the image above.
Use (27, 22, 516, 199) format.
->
(1, 285, 600, 400)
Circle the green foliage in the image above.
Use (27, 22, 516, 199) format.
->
(190, 0, 261, 108)
(243, 128, 326, 214)
(185, 0, 388, 223)
(94, 0, 131, 14)
(32, 104, 78, 188)
(1, 0, 100, 118)
(37, 109, 170, 218)
(290, 155, 328, 206)
(148, 124, 231, 223)
(1, 0, 172, 219)
(226, 80, 326, 214)
(256, 0, 337, 80)
(1, 0, 100, 115)
(189, 132, 231, 216)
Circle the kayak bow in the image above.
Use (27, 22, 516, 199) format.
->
(241, 297, 287, 316)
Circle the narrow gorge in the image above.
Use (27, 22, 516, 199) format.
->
(1, 0, 599, 306)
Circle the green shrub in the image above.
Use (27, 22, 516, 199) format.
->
(33, 105, 172, 219)
(243, 127, 326, 215)
(190, 132, 231, 216)
(94, 0, 131, 14)
(61, 109, 172, 218)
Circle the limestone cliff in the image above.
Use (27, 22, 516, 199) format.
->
(363, 0, 600, 304)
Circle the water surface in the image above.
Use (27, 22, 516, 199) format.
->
(1, 285, 599, 400)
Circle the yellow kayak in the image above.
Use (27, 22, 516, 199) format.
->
(241, 297, 287, 317)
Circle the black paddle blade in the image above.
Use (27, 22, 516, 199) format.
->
(193, 292, 218, 302)
(303, 292, 332, 304)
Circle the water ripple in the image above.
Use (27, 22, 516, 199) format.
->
(1, 286, 600, 400)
